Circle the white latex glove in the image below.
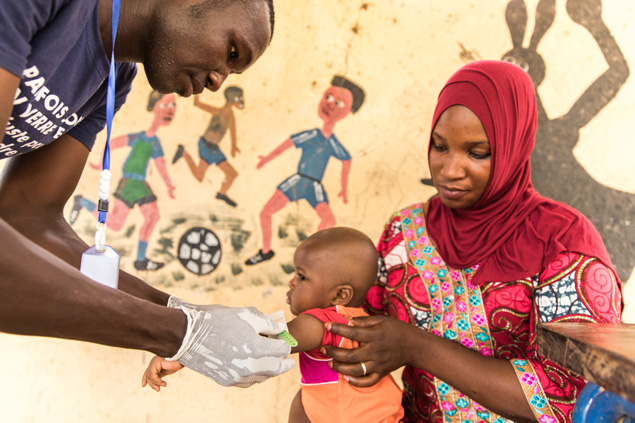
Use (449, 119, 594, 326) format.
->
(167, 296, 191, 309)
(167, 297, 294, 388)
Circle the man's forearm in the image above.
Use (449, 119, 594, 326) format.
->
(0, 218, 184, 356)
(8, 212, 170, 305)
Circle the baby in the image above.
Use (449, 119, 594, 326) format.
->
(142, 227, 404, 423)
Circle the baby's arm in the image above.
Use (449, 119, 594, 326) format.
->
(286, 314, 326, 354)
(141, 356, 184, 392)
(286, 314, 325, 423)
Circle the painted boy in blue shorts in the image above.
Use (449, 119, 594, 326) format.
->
(245, 75, 365, 265)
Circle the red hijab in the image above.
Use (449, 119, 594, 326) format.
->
(425, 60, 616, 285)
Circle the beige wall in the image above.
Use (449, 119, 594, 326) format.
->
(1, 0, 634, 421)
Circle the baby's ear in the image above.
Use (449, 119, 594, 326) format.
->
(332, 285, 354, 306)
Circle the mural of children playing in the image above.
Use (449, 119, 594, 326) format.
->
(70, 92, 177, 271)
(245, 76, 365, 266)
(172, 86, 244, 208)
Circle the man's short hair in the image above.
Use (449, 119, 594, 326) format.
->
(224, 86, 244, 102)
(147, 91, 165, 111)
(331, 75, 365, 114)
(189, 0, 275, 41)
(265, 0, 275, 39)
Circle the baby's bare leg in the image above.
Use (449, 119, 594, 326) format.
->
(288, 389, 311, 423)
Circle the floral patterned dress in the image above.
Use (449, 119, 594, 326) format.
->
(366, 204, 622, 423)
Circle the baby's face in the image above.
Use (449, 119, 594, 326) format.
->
(286, 243, 338, 316)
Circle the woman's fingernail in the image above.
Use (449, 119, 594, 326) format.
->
(343, 376, 350, 382)
(321, 348, 326, 355)
(325, 323, 332, 331)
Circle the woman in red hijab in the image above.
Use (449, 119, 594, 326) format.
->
(323, 61, 622, 423)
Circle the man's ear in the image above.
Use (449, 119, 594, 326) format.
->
(331, 285, 354, 306)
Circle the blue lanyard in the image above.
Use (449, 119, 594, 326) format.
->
(98, 0, 121, 224)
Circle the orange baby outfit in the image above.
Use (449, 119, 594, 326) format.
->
(300, 305, 404, 423)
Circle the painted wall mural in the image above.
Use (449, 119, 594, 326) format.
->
(64, 0, 634, 293)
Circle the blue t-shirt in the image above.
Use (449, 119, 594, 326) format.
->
(292, 128, 351, 181)
(0, 0, 137, 159)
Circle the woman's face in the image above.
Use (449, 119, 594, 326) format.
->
(429, 105, 491, 209)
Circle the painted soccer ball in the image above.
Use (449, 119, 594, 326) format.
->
(177, 227, 222, 275)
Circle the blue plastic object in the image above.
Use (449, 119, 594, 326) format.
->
(573, 382, 635, 423)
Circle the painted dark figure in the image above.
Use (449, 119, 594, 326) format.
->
(500, 0, 632, 282)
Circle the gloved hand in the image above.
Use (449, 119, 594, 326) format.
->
(167, 297, 294, 388)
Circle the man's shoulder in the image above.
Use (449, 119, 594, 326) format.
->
(0, 0, 96, 76)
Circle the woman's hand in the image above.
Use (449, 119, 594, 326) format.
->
(322, 315, 418, 387)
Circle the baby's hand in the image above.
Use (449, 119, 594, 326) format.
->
(141, 356, 184, 392)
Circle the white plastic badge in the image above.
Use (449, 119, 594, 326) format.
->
(80, 224, 120, 289)
(81, 245, 120, 289)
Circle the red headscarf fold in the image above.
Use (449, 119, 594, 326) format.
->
(425, 60, 616, 285)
